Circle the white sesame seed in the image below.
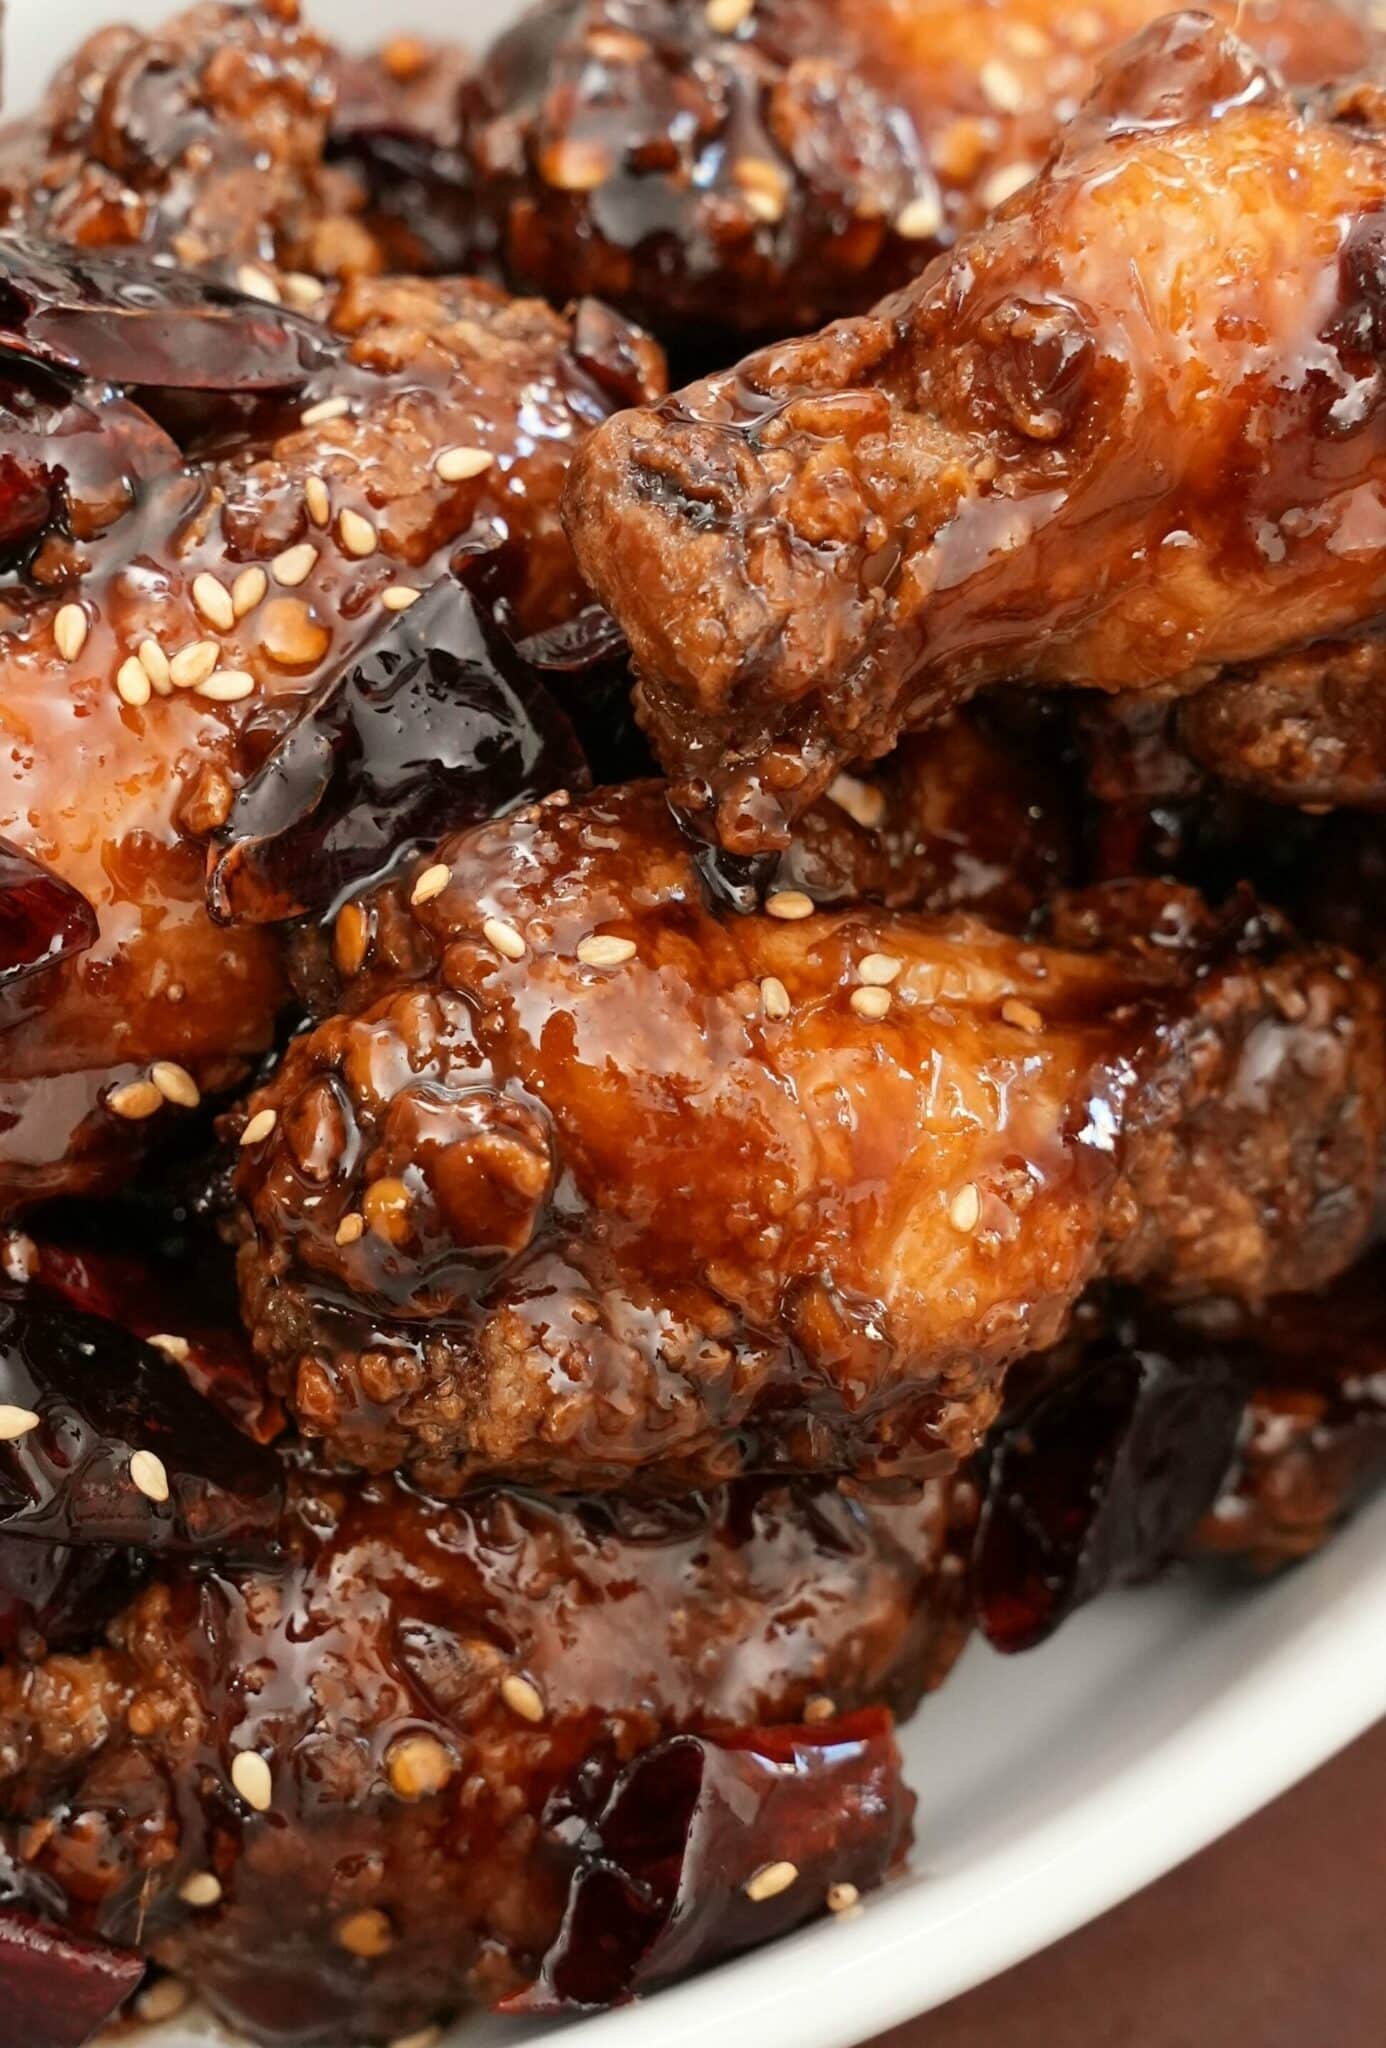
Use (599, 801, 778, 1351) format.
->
(240, 1108, 278, 1147)
(1001, 997, 1044, 1033)
(0, 1404, 40, 1441)
(169, 639, 221, 690)
(735, 156, 787, 222)
(116, 656, 151, 707)
(434, 445, 494, 484)
(300, 395, 350, 428)
(192, 572, 235, 632)
(232, 566, 268, 618)
(826, 1881, 860, 1913)
(107, 1079, 164, 1120)
(338, 507, 378, 558)
(151, 1060, 201, 1109)
(381, 584, 421, 611)
(236, 264, 281, 305)
(761, 975, 791, 1020)
(411, 864, 450, 907)
(500, 1674, 546, 1723)
(282, 271, 326, 309)
(576, 934, 637, 967)
(230, 1749, 273, 1812)
(766, 890, 814, 921)
(179, 1871, 223, 1909)
(858, 952, 903, 986)
(744, 1860, 798, 1903)
(826, 772, 886, 831)
(335, 1213, 365, 1246)
(272, 542, 318, 588)
(980, 58, 1025, 111)
(136, 1977, 189, 2024)
(138, 637, 172, 692)
(129, 1448, 170, 1504)
(196, 669, 256, 703)
(706, 0, 753, 26)
(483, 916, 526, 961)
(148, 1334, 191, 1363)
(850, 985, 892, 1019)
(949, 1183, 981, 1233)
(981, 161, 1033, 211)
(53, 603, 88, 663)
(803, 1694, 836, 1722)
(895, 191, 944, 241)
(304, 476, 331, 526)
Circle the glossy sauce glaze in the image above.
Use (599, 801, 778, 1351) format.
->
(463, 0, 1372, 346)
(0, 1461, 971, 2045)
(231, 784, 1384, 1495)
(567, 16, 1386, 851)
(0, 257, 662, 1210)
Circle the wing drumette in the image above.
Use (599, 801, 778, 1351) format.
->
(463, 0, 1371, 345)
(230, 785, 1384, 1497)
(0, 1464, 968, 2045)
(0, 258, 661, 1211)
(567, 16, 1386, 853)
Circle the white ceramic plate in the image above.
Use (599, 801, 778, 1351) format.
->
(5, 2, 1384, 2043)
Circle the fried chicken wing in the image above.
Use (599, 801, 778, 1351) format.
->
(0, 258, 661, 1211)
(229, 784, 1384, 1496)
(567, 16, 1386, 853)
(0, 1463, 969, 2045)
(463, 0, 1371, 346)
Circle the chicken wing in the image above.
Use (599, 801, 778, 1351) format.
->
(567, 16, 1386, 852)
(0, 1463, 968, 2045)
(464, 0, 1372, 345)
(0, 256, 661, 1210)
(230, 784, 1384, 1496)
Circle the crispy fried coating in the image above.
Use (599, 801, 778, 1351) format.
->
(230, 785, 1384, 1495)
(566, 17, 1386, 853)
(0, 274, 661, 1211)
(464, 0, 1371, 343)
(0, 1465, 969, 2045)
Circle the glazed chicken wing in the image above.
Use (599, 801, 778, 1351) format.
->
(464, 0, 1372, 345)
(0, 1464, 968, 2045)
(230, 785, 1384, 1496)
(567, 15, 1386, 853)
(0, 256, 661, 1211)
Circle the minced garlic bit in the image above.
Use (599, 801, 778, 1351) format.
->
(335, 1909, 394, 1958)
(744, 1860, 798, 1903)
(178, 1871, 223, 1909)
(0, 1405, 40, 1441)
(858, 952, 902, 986)
(136, 1977, 190, 2023)
(148, 1334, 191, 1364)
(827, 772, 886, 830)
(802, 1694, 836, 1723)
(386, 1733, 454, 1800)
(239, 1108, 278, 1147)
(236, 265, 281, 304)
(895, 191, 944, 241)
(335, 1213, 366, 1247)
(706, 0, 753, 27)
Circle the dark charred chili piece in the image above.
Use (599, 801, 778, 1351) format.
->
(206, 577, 589, 924)
(0, 234, 335, 392)
(0, 840, 98, 990)
(0, 1293, 283, 1560)
(0, 1910, 144, 2048)
(0, 1533, 141, 1655)
(972, 1304, 1250, 1652)
(508, 1708, 912, 2013)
